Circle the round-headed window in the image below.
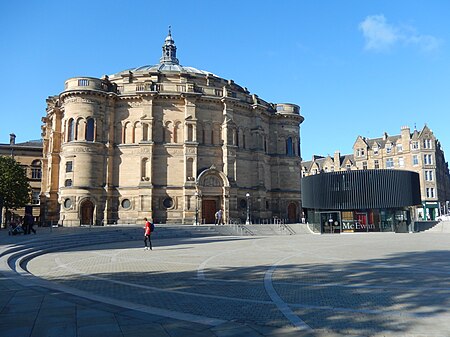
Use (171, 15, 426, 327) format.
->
(64, 198, 72, 209)
(163, 197, 174, 209)
(121, 199, 131, 209)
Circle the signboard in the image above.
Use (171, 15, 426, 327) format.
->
(342, 220, 377, 232)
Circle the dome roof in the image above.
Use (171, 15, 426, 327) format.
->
(112, 29, 217, 78)
(117, 63, 215, 76)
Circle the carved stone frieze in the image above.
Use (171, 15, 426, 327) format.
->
(202, 175, 222, 187)
(185, 147, 197, 154)
(64, 97, 98, 105)
(64, 146, 96, 153)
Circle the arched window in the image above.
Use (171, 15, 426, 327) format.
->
(164, 121, 173, 143)
(86, 118, 95, 141)
(142, 123, 149, 141)
(286, 137, 294, 156)
(174, 121, 182, 143)
(186, 158, 194, 179)
(123, 122, 133, 144)
(133, 122, 141, 143)
(76, 118, 85, 140)
(31, 160, 42, 179)
(187, 124, 193, 142)
(67, 118, 74, 142)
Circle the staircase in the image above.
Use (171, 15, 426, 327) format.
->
(420, 221, 450, 233)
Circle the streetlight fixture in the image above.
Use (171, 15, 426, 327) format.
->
(246, 192, 251, 224)
(194, 191, 199, 226)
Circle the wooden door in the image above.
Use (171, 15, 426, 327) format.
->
(287, 203, 297, 223)
(81, 200, 94, 225)
(202, 200, 216, 224)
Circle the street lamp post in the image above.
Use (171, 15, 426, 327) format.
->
(246, 192, 251, 224)
(194, 192, 199, 226)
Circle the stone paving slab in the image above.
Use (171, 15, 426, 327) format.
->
(1, 227, 450, 336)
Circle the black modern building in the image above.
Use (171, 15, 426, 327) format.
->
(301, 170, 421, 233)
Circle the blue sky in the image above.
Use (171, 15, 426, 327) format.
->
(1, 0, 449, 161)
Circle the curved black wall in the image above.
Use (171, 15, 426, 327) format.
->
(302, 170, 421, 210)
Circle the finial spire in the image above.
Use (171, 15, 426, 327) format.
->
(160, 27, 179, 65)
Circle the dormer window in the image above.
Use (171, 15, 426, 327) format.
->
(373, 146, 379, 155)
(396, 143, 403, 153)
(386, 143, 392, 154)
(411, 141, 419, 150)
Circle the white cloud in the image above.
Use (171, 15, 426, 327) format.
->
(359, 14, 441, 52)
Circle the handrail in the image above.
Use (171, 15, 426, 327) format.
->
(238, 224, 255, 236)
(279, 223, 296, 235)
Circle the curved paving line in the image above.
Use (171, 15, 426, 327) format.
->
(196, 238, 253, 280)
(263, 253, 313, 332)
(0, 236, 227, 327)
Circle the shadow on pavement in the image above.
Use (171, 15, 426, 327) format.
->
(24, 246, 450, 336)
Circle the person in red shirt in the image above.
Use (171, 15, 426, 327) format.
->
(143, 217, 153, 250)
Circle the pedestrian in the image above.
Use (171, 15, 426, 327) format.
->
(24, 213, 36, 235)
(143, 217, 153, 250)
(21, 216, 28, 235)
(215, 209, 223, 225)
(214, 211, 219, 225)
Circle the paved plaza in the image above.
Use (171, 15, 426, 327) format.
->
(1, 227, 450, 337)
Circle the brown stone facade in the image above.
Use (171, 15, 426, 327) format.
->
(41, 33, 304, 226)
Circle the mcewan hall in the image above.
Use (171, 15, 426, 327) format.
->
(40, 31, 304, 226)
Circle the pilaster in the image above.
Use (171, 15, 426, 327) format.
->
(221, 99, 237, 183)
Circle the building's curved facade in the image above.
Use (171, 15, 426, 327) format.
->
(302, 170, 421, 233)
(41, 31, 304, 226)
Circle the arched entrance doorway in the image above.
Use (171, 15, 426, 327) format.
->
(288, 202, 297, 223)
(197, 166, 230, 224)
(80, 199, 94, 225)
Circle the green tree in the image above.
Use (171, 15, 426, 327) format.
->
(0, 156, 31, 224)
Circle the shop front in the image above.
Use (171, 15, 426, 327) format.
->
(301, 170, 421, 234)
(307, 208, 411, 233)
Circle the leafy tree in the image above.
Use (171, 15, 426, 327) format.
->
(0, 156, 31, 224)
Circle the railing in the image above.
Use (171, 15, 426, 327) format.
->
(278, 222, 296, 235)
(239, 224, 255, 236)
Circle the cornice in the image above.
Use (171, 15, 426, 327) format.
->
(60, 89, 114, 101)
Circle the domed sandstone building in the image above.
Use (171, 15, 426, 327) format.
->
(41, 31, 304, 226)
